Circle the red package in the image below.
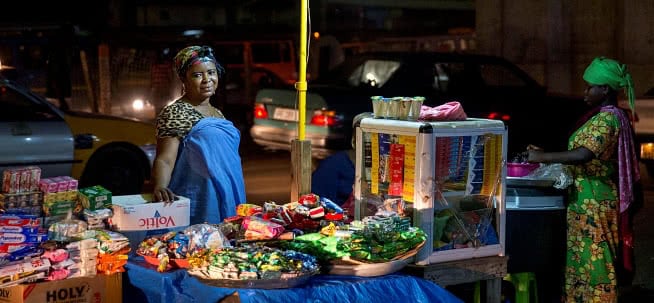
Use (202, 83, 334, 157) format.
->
(298, 193, 319, 207)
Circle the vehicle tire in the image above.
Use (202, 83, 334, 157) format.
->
(80, 145, 147, 195)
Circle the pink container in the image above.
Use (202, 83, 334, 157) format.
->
(507, 162, 540, 177)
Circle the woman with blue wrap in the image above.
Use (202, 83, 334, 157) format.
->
(151, 45, 246, 225)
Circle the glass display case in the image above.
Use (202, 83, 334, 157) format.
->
(354, 118, 507, 265)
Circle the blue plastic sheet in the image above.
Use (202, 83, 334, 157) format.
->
(125, 258, 463, 303)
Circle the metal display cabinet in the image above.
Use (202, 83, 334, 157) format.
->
(354, 118, 507, 265)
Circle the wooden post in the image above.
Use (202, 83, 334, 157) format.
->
(290, 139, 312, 202)
(79, 50, 97, 113)
(98, 44, 111, 114)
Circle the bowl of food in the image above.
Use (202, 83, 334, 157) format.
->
(507, 162, 540, 177)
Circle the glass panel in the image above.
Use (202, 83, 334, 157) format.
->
(348, 60, 400, 88)
(0, 85, 60, 121)
(357, 130, 503, 252)
(433, 134, 503, 251)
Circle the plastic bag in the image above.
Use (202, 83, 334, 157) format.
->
(527, 163, 573, 189)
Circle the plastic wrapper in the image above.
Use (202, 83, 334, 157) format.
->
(184, 224, 230, 253)
(236, 204, 263, 217)
(526, 163, 574, 189)
(241, 216, 284, 240)
(47, 217, 88, 242)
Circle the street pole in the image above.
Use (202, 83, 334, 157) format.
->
(290, 0, 312, 202)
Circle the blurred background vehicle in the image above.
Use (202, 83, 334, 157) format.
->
(632, 87, 654, 175)
(250, 51, 587, 159)
(0, 75, 156, 195)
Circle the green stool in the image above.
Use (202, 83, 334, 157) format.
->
(473, 272, 538, 303)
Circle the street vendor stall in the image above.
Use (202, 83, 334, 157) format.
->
(352, 114, 508, 302)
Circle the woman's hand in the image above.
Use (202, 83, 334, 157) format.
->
(153, 186, 176, 204)
(526, 145, 544, 163)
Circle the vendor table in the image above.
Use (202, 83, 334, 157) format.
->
(124, 257, 463, 303)
(405, 255, 508, 303)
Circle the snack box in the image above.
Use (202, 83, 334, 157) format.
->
(78, 185, 112, 211)
(0, 274, 110, 303)
(111, 194, 190, 231)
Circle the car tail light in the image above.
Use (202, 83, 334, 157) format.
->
(310, 110, 340, 126)
(487, 112, 510, 121)
(253, 103, 268, 119)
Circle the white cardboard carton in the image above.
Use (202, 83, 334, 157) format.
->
(111, 194, 190, 231)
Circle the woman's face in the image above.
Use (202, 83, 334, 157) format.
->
(183, 61, 219, 101)
(584, 84, 606, 106)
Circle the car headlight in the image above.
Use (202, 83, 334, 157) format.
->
(132, 99, 145, 111)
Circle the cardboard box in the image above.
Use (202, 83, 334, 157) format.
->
(0, 275, 108, 303)
(111, 194, 190, 231)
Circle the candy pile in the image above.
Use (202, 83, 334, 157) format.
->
(283, 212, 425, 263)
(226, 193, 347, 243)
(137, 231, 190, 272)
(187, 246, 319, 280)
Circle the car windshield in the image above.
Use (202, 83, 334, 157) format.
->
(316, 57, 402, 88)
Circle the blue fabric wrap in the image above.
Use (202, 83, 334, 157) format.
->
(124, 258, 464, 303)
(310, 151, 355, 205)
(169, 117, 246, 225)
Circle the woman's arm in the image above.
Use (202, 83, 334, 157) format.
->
(527, 146, 595, 165)
(152, 136, 181, 201)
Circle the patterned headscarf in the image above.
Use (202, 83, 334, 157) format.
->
(173, 45, 225, 80)
(582, 56, 635, 113)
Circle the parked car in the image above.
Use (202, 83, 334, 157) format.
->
(0, 76, 156, 195)
(250, 51, 587, 159)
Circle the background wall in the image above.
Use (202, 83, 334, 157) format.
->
(477, 0, 654, 96)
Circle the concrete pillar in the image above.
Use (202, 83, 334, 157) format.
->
(545, 0, 572, 94)
(475, 0, 504, 57)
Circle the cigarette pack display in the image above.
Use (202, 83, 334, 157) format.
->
(78, 185, 112, 211)
(354, 118, 507, 264)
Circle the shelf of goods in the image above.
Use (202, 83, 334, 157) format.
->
(354, 118, 507, 265)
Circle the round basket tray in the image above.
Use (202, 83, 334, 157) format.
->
(187, 270, 317, 289)
(327, 241, 425, 277)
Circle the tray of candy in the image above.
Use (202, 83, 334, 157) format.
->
(327, 241, 424, 277)
(187, 269, 317, 289)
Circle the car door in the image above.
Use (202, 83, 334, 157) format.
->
(0, 81, 74, 178)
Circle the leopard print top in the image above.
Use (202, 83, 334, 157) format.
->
(156, 99, 225, 138)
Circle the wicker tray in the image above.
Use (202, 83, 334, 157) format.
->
(327, 241, 425, 277)
(188, 270, 317, 289)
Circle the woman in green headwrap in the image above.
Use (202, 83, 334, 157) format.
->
(527, 57, 640, 302)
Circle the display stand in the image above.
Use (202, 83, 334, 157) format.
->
(404, 255, 508, 303)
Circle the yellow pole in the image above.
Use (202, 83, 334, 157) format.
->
(290, 0, 312, 202)
(297, 0, 308, 140)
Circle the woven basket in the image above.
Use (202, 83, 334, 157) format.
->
(327, 241, 425, 276)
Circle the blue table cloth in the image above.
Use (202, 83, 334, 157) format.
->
(124, 257, 463, 303)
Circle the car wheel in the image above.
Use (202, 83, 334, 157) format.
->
(80, 145, 146, 195)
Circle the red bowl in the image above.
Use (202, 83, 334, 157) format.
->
(140, 254, 189, 270)
(507, 162, 540, 177)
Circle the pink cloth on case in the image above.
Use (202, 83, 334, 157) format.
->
(419, 101, 467, 121)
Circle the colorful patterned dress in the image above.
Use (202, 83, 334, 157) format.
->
(565, 111, 620, 302)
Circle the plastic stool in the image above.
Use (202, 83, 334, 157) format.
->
(504, 272, 538, 303)
(473, 272, 538, 303)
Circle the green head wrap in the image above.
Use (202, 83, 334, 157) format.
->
(582, 56, 635, 113)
